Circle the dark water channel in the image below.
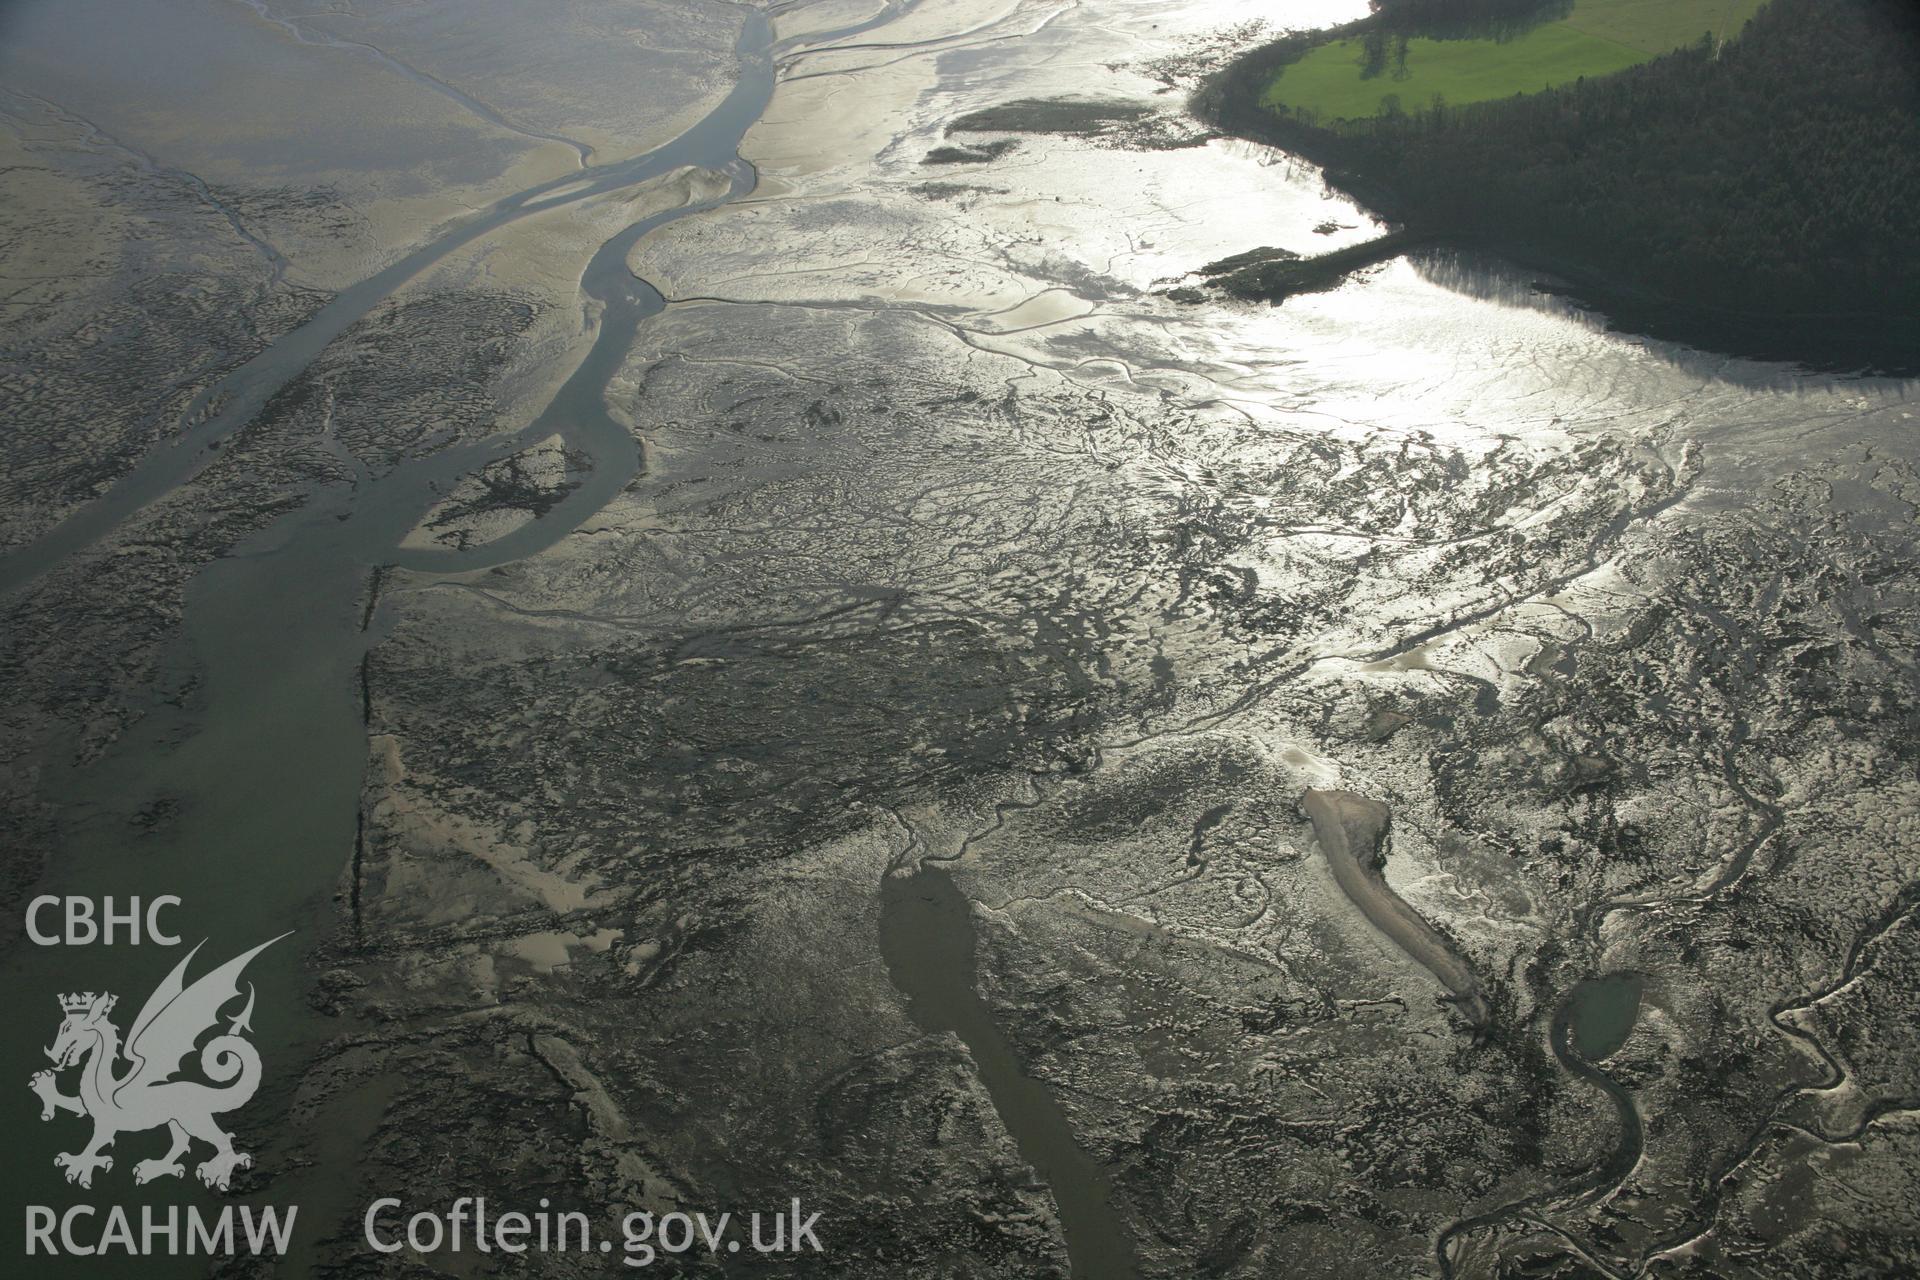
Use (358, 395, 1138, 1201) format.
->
(878, 868, 1140, 1279)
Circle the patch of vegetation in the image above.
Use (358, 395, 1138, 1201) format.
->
(923, 139, 1021, 166)
(1262, 22, 1644, 121)
(943, 97, 1209, 152)
(948, 98, 1154, 136)
(1192, 233, 1432, 303)
(1262, 0, 1764, 122)
(1559, 0, 1769, 52)
(911, 182, 1010, 201)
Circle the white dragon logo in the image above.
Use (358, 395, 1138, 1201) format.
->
(29, 935, 285, 1191)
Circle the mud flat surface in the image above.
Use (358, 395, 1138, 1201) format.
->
(3, 0, 1919, 1277)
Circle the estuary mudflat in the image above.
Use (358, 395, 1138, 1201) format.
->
(3, 1, 1917, 1276)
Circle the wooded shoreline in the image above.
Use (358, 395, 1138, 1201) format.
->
(1189, 0, 1920, 371)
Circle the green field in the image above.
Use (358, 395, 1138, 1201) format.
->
(1561, 0, 1768, 52)
(1262, 0, 1767, 122)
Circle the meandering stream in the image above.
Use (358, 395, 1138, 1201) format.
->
(1, 4, 1149, 1269)
(0, 12, 780, 1266)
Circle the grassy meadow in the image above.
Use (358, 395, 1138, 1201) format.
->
(1561, 0, 1769, 52)
(1261, 0, 1768, 122)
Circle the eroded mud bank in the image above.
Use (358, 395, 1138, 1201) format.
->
(1303, 788, 1491, 1031)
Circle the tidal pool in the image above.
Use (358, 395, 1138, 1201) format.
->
(1562, 971, 1645, 1063)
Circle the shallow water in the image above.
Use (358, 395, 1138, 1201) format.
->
(1563, 971, 1643, 1063)
(878, 868, 1138, 1278)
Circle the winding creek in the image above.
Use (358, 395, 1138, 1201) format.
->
(0, 14, 775, 600)
(3, 5, 1141, 1271)
(1301, 789, 1650, 1274)
(0, 8, 789, 1265)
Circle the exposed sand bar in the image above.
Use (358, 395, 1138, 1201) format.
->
(1304, 789, 1492, 1031)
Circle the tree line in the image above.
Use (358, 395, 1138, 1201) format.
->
(1200, 0, 1920, 360)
